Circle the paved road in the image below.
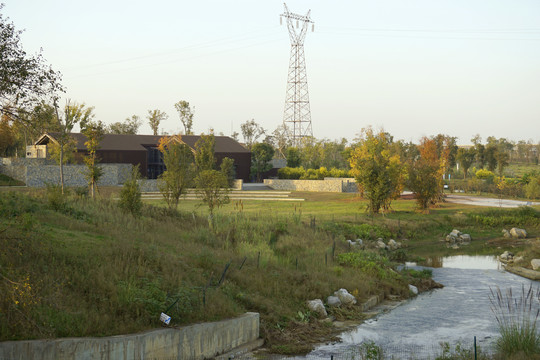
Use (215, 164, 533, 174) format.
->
(445, 194, 539, 208)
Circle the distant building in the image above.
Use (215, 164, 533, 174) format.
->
(32, 133, 251, 181)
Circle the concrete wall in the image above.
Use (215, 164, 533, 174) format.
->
(0, 312, 259, 360)
(264, 178, 358, 193)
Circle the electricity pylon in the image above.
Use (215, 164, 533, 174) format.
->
(280, 3, 314, 147)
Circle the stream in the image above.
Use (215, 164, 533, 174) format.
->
(296, 255, 540, 359)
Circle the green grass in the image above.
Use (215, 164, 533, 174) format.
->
(1, 188, 540, 353)
(0, 174, 25, 186)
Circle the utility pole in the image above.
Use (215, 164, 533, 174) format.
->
(280, 3, 314, 147)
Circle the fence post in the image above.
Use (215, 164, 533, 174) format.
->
(474, 336, 477, 360)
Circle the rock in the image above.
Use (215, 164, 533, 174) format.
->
(445, 234, 456, 243)
(408, 284, 418, 295)
(502, 229, 511, 238)
(513, 256, 524, 264)
(376, 239, 387, 250)
(500, 251, 514, 261)
(449, 229, 461, 238)
(307, 299, 327, 317)
(531, 259, 540, 271)
(460, 234, 472, 242)
(326, 296, 341, 307)
(510, 228, 527, 239)
(388, 239, 398, 250)
(334, 288, 357, 305)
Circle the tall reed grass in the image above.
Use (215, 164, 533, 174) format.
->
(489, 285, 540, 358)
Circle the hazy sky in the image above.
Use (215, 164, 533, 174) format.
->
(5, 0, 540, 144)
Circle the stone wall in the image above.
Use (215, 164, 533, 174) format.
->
(0, 158, 132, 187)
(264, 178, 358, 193)
(0, 312, 260, 360)
(24, 164, 132, 187)
(138, 179, 243, 193)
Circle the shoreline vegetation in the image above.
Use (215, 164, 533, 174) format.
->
(1, 186, 539, 355)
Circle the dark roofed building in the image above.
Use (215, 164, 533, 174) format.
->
(33, 133, 251, 181)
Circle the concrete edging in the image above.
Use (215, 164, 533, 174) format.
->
(0, 312, 260, 360)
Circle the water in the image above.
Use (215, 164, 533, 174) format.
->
(300, 255, 540, 359)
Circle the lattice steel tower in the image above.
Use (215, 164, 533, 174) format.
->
(280, 3, 314, 146)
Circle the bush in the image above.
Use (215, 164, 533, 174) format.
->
(524, 176, 540, 200)
(45, 183, 67, 211)
(475, 169, 495, 180)
(118, 165, 142, 216)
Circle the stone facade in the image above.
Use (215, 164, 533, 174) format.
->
(264, 178, 358, 193)
(138, 179, 243, 193)
(0, 158, 132, 187)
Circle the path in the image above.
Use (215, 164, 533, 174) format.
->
(445, 194, 539, 208)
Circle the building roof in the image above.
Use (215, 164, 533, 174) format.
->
(35, 133, 250, 153)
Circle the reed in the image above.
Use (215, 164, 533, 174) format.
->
(489, 285, 540, 358)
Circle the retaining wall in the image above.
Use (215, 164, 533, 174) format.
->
(264, 178, 358, 193)
(0, 312, 259, 360)
(0, 158, 132, 187)
(138, 179, 243, 193)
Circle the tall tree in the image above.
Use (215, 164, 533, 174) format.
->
(194, 133, 216, 172)
(349, 127, 405, 214)
(195, 169, 229, 219)
(456, 147, 476, 179)
(174, 100, 194, 135)
(407, 137, 447, 211)
(157, 136, 195, 210)
(0, 5, 63, 121)
(251, 142, 275, 182)
(82, 120, 105, 199)
(107, 115, 141, 135)
(270, 124, 291, 159)
(54, 101, 94, 194)
(147, 109, 168, 136)
(240, 119, 265, 151)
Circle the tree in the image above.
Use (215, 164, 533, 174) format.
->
(147, 109, 168, 136)
(485, 143, 498, 172)
(0, 113, 16, 156)
(174, 100, 194, 135)
(195, 169, 229, 218)
(407, 138, 446, 211)
(456, 147, 476, 178)
(251, 142, 274, 182)
(495, 151, 509, 177)
(54, 101, 94, 194)
(194, 133, 216, 171)
(82, 120, 105, 199)
(349, 127, 405, 214)
(0, 5, 63, 120)
(157, 136, 195, 210)
(471, 134, 486, 168)
(107, 115, 141, 135)
(286, 147, 301, 168)
(220, 157, 236, 187)
(240, 119, 265, 151)
(270, 124, 291, 159)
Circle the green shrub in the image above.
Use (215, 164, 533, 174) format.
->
(524, 176, 540, 199)
(475, 169, 495, 180)
(118, 165, 142, 216)
(320, 222, 392, 240)
(45, 183, 67, 212)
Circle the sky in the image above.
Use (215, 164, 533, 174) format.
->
(4, 0, 540, 145)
